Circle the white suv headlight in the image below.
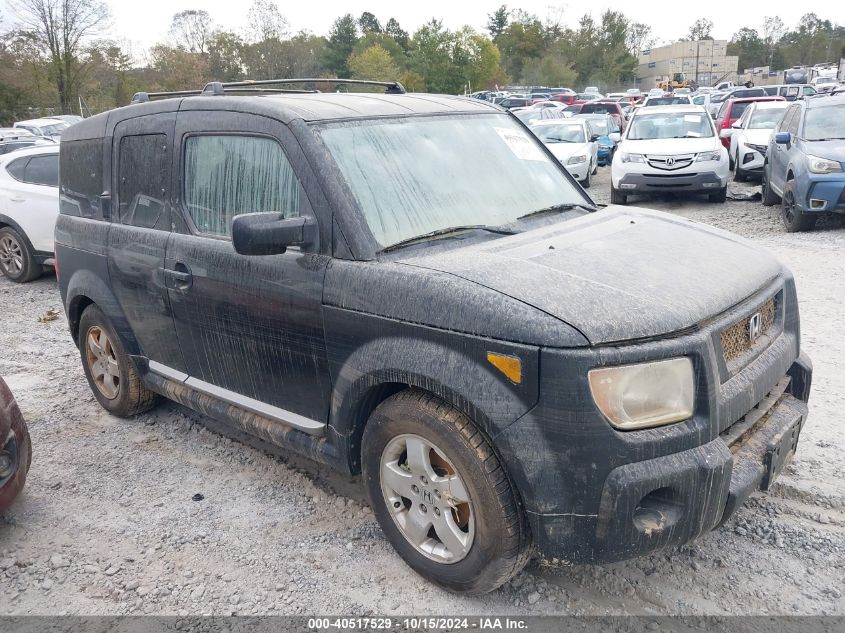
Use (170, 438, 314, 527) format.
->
(567, 154, 587, 165)
(620, 152, 645, 163)
(807, 155, 843, 174)
(695, 151, 722, 162)
(588, 358, 694, 430)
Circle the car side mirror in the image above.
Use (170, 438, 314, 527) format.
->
(731, 120, 742, 129)
(590, 134, 600, 142)
(231, 213, 316, 256)
(609, 132, 621, 142)
(774, 132, 791, 145)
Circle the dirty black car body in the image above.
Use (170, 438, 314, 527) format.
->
(56, 87, 812, 594)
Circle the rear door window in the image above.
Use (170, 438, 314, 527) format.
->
(183, 135, 301, 237)
(5, 157, 28, 181)
(23, 154, 58, 186)
(118, 134, 168, 229)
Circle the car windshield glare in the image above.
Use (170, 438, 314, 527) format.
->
(748, 108, 787, 129)
(584, 119, 609, 135)
(803, 106, 845, 141)
(316, 114, 586, 249)
(533, 123, 586, 143)
(628, 112, 713, 139)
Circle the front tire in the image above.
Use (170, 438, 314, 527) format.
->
(610, 186, 627, 205)
(734, 151, 747, 181)
(708, 186, 727, 203)
(0, 228, 41, 283)
(362, 390, 532, 595)
(582, 168, 591, 189)
(78, 305, 159, 417)
(781, 180, 816, 232)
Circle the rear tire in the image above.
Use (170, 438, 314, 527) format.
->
(781, 180, 816, 232)
(362, 390, 532, 595)
(78, 305, 159, 417)
(610, 186, 627, 205)
(761, 165, 779, 206)
(0, 228, 41, 283)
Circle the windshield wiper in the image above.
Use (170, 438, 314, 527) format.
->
(379, 225, 517, 253)
(517, 202, 595, 220)
(809, 137, 845, 141)
(546, 137, 574, 143)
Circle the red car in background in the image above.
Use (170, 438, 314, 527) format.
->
(578, 100, 628, 132)
(549, 93, 577, 105)
(715, 96, 785, 149)
(0, 376, 31, 512)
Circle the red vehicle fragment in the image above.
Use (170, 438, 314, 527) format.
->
(0, 376, 32, 511)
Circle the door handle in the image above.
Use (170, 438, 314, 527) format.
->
(164, 262, 192, 290)
(9, 196, 25, 202)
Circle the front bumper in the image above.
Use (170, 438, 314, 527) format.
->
(564, 160, 590, 181)
(800, 178, 845, 214)
(530, 355, 810, 563)
(616, 170, 727, 193)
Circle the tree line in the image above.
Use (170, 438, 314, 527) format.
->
(0, 0, 843, 125)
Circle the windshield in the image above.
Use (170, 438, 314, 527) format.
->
(36, 122, 68, 136)
(748, 107, 787, 129)
(628, 112, 714, 139)
(532, 123, 587, 143)
(317, 114, 586, 248)
(803, 106, 845, 141)
(815, 77, 836, 84)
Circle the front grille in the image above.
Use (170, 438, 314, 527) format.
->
(721, 298, 776, 363)
(646, 154, 695, 171)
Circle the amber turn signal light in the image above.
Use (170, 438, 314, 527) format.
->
(487, 352, 522, 384)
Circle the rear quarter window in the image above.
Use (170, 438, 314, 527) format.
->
(5, 157, 28, 181)
(60, 139, 103, 218)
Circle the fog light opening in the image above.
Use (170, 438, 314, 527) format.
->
(632, 487, 685, 536)
(809, 199, 827, 210)
(620, 183, 637, 190)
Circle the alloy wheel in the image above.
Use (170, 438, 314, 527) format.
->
(85, 326, 120, 400)
(0, 235, 23, 276)
(783, 189, 796, 226)
(380, 433, 475, 564)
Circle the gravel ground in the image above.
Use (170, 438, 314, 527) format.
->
(1, 167, 844, 616)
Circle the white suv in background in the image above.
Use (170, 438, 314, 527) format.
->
(729, 101, 790, 181)
(610, 105, 729, 205)
(0, 145, 59, 282)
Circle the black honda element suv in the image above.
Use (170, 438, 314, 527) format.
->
(56, 79, 812, 594)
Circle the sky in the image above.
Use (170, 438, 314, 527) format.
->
(2, 0, 844, 58)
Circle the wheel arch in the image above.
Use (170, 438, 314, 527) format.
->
(0, 214, 36, 254)
(328, 333, 540, 475)
(63, 267, 141, 356)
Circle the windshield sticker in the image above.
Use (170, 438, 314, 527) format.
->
(494, 127, 546, 161)
(684, 115, 702, 123)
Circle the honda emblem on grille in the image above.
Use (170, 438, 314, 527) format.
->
(666, 157, 676, 166)
(748, 312, 762, 342)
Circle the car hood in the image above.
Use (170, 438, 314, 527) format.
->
(620, 136, 719, 155)
(740, 128, 776, 146)
(398, 207, 783, 345)
(545, 142, 591, 160)
(802, 140, 845, 163)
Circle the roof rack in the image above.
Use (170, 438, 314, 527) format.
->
(130, 77, 406, 104)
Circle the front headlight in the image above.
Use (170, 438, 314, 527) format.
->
(588, 357, 694, 430)
(620, 152, 645, 163)
(695, 151, 722, 162)
(567, 154, 587, 165)
(807, 155, 843, 174)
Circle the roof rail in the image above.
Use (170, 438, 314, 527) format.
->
(201, 78, 407, 95)
(130, 78, 405, 105)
